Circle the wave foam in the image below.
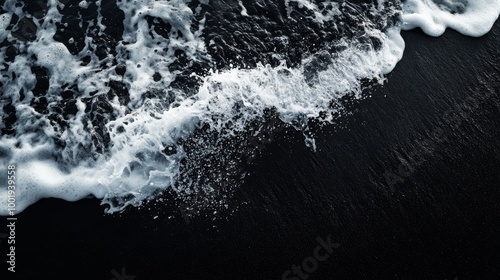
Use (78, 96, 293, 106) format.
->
(0, 0, 498, 214)
(402, 0, 500, 36)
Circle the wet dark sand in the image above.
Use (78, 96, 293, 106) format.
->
(3, 20, 500, 280)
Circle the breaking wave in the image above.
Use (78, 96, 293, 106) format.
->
(0, 0, 498, 214)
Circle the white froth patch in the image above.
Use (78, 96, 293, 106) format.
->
(78, 1, 90, 9)
(117, 0, 207, 106)
(0, 161, 107, 214)
(286, 0, 341, 23)
(31, 42, 76, 73)
(0, 13, 12, 41)
(199, 34, 395, 124)
(381, 27, 405, 74)
(402, 0, 500, 37)
(0, 140, 104, 213)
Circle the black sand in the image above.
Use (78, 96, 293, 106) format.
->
(2, 17, 500, 280)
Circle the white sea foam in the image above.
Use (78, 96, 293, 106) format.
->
(0, 0, 498, 214)
(401, 0, 500, 36)
(285, 0, 341, 23)
(0, 13, 11, 41)
(78, 1, 90, 9)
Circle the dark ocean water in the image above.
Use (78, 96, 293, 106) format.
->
(1, 0, 500, 279)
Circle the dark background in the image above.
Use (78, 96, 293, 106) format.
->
(2, 12, 500, 280)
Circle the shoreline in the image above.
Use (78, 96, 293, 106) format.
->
(3, 21, 500, 280)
